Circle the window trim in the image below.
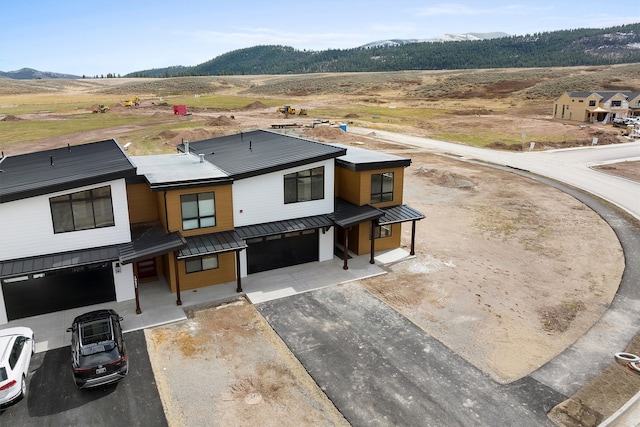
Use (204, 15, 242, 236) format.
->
(50, 186, 115, 234)
(181, 192, 216, 230)
(370, 172, 394, 204)
(284, 166, 325, 204)
(185, 254, 219, 274)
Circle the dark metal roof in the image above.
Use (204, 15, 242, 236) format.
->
(332, 143, 411, 171)
(178, 230, 247, 259)
(332, 198, 384, 228)
(378, 204, 425, 225)
(0, 245, 121, 278)
(179, 130, 347, 180)
(119, 226, 186, 264)
(0, 139, 137, 203)
(235, 214, 334, 239)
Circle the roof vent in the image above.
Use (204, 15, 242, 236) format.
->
(199, 154, 205, 163)
(184, 141, 189, 154)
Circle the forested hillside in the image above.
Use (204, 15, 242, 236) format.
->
(129, 23, 640, 77)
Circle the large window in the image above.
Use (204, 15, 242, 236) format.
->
(588, 100, 596, 107)
(371, 172, 394, 203)
(50, 186, 114, 233)
(611, 100, 622, 107)
(284, 167, 324, 204)
(181, 192, 216, 230)
(370, 224, 392, 239)
(185, 254, 219, 273)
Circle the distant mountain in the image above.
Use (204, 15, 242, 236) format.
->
(0, 68, 81, 80)
(358, 32, 510, 49)
(129, 23, 640, 77)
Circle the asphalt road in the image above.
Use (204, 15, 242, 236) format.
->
(258, 285, 564, 427)
(0, 330, 166, 427)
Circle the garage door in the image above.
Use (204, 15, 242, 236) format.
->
(247, 229, 319, 274)
(2, 262, 116, 321)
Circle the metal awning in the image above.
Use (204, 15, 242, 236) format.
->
(178, 230, 247, 259)
(119, 227, 186, 264)
(378, 204, 425, 225)
(0, 246, 121, 278)
(235, 214, 334, 239)
(332, 198, 384, 228)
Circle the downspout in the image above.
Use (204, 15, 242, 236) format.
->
(369, 220, 376, 264)
(235, 251, 242, 292)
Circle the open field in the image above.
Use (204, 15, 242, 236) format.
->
(1, 66, 638, 426)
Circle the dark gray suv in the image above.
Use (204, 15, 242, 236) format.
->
(67, 309, 128, 389)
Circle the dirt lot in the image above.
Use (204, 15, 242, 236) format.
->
(1, 70, 638, 425)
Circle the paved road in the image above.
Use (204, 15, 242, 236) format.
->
(349, 127, 640, 219)
(0, 330, 166, 427)
(258, 284, 564, 426)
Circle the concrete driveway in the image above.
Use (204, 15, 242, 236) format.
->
(257, 284, 564, 426)
(0, 330, 166, 427)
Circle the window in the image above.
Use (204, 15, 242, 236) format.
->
(371, 172, 394, 203)
(185, 254, 219, 273)
(370, 224, 392, 239)
(9, 337, 25, 369)
(50, 186, 114, 233)
(588, 100, 596, 107)
(611, 100, 622, 107)
(284, 167, 324, 204)
(181, 192, 216, 230)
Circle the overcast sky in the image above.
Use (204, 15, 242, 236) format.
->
(1, 0, 638, 76)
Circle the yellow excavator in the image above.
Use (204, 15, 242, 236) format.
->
(277, 105, 296, 117)
(92, 104, 109, 113)
(123, 96, 140, 107)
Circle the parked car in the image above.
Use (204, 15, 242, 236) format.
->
(0, 327, 35, 408)
(67, 309, 128, 389)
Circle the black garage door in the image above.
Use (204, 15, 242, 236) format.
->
(247, 229, 319, 274)
(2, 262, 116, 321)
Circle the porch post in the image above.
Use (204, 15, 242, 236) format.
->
(174, 252, 182, 306)
(235, 250, 242, 292)
(343, 227, 349, 270)
(369, 220, 376, 264)
(133, 262, 141, 314)
(410, 220, 417, 256)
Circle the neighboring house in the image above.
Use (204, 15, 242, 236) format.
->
(0, 130, 424, 324)
(553, 90, 640, 123)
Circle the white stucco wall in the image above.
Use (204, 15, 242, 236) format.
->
(113, 261, 135, 302)
(0, 179, 131, 260)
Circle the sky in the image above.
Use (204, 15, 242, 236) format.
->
(1, 1, 639, 77)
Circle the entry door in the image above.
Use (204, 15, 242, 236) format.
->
(136, 258, 158, 282)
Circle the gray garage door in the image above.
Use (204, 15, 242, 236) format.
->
(246, 229, 319, 274)
(2, 262, 116, 321)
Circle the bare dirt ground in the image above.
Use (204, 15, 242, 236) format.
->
(1, 69, 638, 425)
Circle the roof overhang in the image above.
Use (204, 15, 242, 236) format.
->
(235, 214, 335, 239)
(378, 204, 425, 225)
(332, 198, 384, 228)
(0, 246, 121, 278)
(178, 230, 247, 259)
(119, 227, 186, 264)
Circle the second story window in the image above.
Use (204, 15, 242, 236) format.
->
(371, 172, 394, 203)
(611, 100, 622, 107)
(588, 100, 596, 107)
(284, 167, 324, 204)
(50, 186, 114, 233)
(181, 192, 216, 230)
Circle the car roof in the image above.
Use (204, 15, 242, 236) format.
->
(72, 309, 119, 325)
(0, 327, 33, 362)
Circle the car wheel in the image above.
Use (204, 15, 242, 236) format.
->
(21, 375, 27, 399)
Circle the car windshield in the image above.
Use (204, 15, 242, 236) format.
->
(0, 367, 6, 381)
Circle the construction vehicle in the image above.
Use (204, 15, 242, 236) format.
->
(277, 105, 296, 117)
(92, 104, 109, 113)
(123, 96, 140, 107)
(298, 108, 308, 115)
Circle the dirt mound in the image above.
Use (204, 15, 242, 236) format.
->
(1, 115, 22, 121)
(303, 126, 352, 141)
(158, 130, 178, 139)
(241, 101, 269, 110)
(486, 141, 523, 151)
(414, 167, 477, 190)
(344, 113, 360, 118)
(206, 115, 234, 126)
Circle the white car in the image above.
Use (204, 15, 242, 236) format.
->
(0, 327, 35, 409)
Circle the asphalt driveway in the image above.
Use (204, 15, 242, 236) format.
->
(0, 330, 166, 426)
(257, 284, 565, 426)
